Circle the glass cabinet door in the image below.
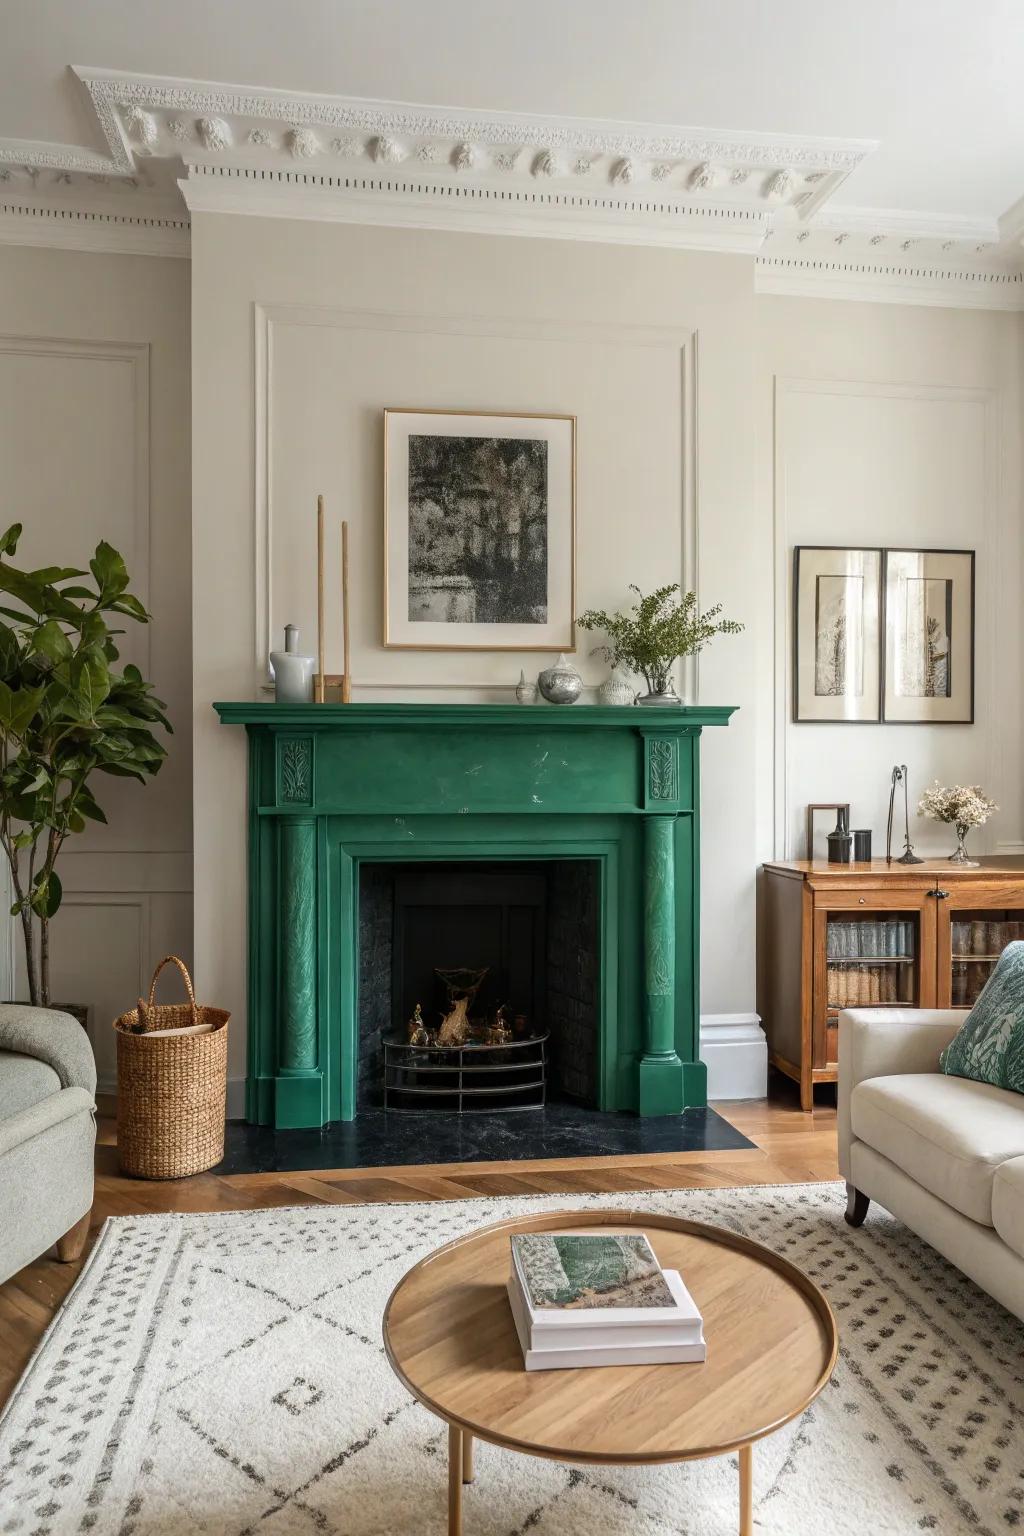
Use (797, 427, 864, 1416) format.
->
(939, 882, 1024, 1007)
(816, 901, 933, 1066)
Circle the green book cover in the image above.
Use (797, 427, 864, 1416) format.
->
(512, 1232, 675, 1310)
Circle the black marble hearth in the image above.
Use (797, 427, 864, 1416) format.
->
(216, 1103, 754, 1175)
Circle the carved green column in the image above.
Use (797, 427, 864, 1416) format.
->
(639, 814, 685, 1115)
(275, 816, 323, 1127)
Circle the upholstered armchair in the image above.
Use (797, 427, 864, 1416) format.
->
(0, 1005, 97, 1284)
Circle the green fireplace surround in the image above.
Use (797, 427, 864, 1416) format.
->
(214, 702, 736, 1129)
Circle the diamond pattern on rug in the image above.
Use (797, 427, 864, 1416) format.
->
(1, 1185, 1023, 1534)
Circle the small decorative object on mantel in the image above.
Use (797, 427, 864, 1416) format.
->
(578, 584, 743, 706)
(515, 669, 539, 704)
(269, 625, 315, 703)
(312, 499, 353, 703)
(537, 653, 583, 704)
(826, 807, 853, 864)
(853, 829, 873, 861)
(918, 781, 998, 868)
(383, 408, 576, 652)
(597, 663, 634, 706)
(886, 765, 923, 865)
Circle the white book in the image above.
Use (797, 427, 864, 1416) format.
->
(510, 1229, 703, 1339)
(507, 1273, 707, 1371)
(508, 1265, 704, 1350)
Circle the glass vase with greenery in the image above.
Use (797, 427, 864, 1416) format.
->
(578, 584, 743, 704)
(0, 524, 170, 1007)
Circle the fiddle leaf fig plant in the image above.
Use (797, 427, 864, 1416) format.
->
(0, 524, 170, 1007)
(578, 584, 744, 697)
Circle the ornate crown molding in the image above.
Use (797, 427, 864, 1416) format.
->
(0, 67, 1022, 306)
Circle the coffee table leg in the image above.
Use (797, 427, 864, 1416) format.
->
(448, 1424, 463, 1534)
(462, 1431, 475, 1484)
(738, 1444, 752, 1536)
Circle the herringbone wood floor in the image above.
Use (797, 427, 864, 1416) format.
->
(0, 1085, 838, 1410)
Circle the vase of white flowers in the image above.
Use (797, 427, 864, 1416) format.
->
(917, 782, 998, 868)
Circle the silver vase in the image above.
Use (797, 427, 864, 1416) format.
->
(537, 653, 583, 705)
(636, 677, 681, 707)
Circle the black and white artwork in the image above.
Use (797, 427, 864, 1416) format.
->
(882, 549, 974, 722)
(406, 434, 548, 626)
(814, 574, 865, 697)
(384, 410, 576, 651)
(794, 547, 881, 723)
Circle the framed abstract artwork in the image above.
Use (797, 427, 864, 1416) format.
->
(881, 548, 975, 723)
(793, 546, 882, 723)
(383, 408, 576, 651)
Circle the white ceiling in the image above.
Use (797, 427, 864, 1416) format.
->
(2, 0, 1023, 223)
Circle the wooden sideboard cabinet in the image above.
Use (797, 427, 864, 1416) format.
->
(758, 857, 1024, 1111)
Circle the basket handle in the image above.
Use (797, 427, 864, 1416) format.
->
(146, 955, 199, 1027)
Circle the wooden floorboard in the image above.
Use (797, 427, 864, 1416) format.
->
(0, 1082, 837, 1410)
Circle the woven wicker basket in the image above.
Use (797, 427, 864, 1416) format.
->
(114, 956, 229, 1180)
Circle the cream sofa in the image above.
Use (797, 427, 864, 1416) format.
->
(839, 1007, 1024, 1323)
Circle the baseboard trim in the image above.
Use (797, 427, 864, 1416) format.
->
(700, 1012, 768, 1101)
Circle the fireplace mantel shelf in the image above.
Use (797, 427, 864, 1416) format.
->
(216, 698, 736, 1128)
(214, 702, 736, 729)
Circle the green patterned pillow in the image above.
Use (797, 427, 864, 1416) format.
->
(941, 940, 1024, 1094)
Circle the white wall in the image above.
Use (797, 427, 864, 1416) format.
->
(0, 245, 192, 1090)
(756, 297, 1024, 863)
(5, 222, 1022, 1109)
(190, 214, 764, 1086)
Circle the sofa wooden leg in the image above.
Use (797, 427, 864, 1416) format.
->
(55, 1211, 91, 1262)
(844, 1184, 870, 1228)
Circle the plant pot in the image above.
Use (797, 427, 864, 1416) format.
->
(636, 685, 682, 707)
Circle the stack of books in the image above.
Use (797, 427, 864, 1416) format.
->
(506, 1229, 706, 1371)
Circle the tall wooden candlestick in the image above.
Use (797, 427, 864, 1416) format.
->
(315, 494, 326, 703)
(341, 518, 351, 703)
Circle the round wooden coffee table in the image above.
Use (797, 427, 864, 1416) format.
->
(383, 1208, 838, 1535)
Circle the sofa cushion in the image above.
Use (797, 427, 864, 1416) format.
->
(851, 1073, 1024, 1225)
(941, 941, 1024, 1094)
(992, 1155, 1024, 1261)
(0, 1050, 61, 1119)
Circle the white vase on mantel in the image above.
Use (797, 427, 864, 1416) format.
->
(269, 624, 315, 703)
(597, 664, 634, 707)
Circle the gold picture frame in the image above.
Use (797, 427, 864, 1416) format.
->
(383, 407, 577, 652)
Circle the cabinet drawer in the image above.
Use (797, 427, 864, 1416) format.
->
(815, 890, 930, 911)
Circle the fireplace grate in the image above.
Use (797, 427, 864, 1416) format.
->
(383, 1032, 548, 1113)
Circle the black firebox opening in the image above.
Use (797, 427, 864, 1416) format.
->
(357, 860, 600, 1110)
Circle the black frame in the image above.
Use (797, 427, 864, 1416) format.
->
(793, 545, 883, 724)
(881, 547, 975, 725)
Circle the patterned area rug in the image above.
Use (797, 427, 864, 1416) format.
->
(1, 1183, 1022, 1534)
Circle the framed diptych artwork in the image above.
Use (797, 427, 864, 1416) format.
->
(383, 408, 576, 651)
(793, 545, 975, 724)
(881, 548, 975, 723)
(793, 546, 883, 722)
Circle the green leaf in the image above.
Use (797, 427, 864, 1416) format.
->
(0, 679, 45, 738)
(0, 524, 22, 556)
(32, 619, 73, 665)
(29, 869, 62, 919)
(88, 541, 129, 604)
(110, 594, 150, 622)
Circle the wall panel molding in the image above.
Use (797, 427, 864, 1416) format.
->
(772, 376, 1000, 860)
(0, 333, 152, 669)
(254, 301, 698, 692)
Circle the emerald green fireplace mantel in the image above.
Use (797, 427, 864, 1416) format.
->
(214, 702, 736, 1128)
